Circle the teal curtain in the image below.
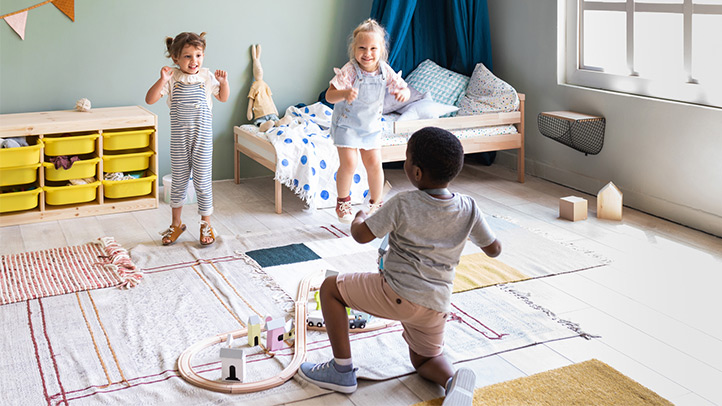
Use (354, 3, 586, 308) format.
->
(371, 0, 493, 77)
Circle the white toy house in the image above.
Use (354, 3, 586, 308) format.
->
(220, 347, 246, 382)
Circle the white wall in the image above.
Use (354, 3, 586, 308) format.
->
(0, 0, 372, 180)
(487, 0, 722, 236)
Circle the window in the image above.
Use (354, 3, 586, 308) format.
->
(563, 0, 722, 107)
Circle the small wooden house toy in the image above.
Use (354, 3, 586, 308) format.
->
(559, 196, 588, 221)
(265, 316, 286, 351)
(283, 319, 295, 341)
(220, 347, 246, 382)
(597, 182, 623, 220)
(248, 315, 262, 347)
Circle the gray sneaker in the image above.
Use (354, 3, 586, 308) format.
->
(443, 368, 476, 406)
(297, 359, 358, 394)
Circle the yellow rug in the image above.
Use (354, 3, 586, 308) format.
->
(413, 359, 673, 406)
(453, 252, 529, 293)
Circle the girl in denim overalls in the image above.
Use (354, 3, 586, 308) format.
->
(326, 19, 410, 223)
(146, 32, 230, 246)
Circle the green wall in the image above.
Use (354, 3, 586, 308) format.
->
(0, 0, 372, 180)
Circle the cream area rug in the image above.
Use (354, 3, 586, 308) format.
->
(0, 218, 607, 405)
(413, 359, 673, 406)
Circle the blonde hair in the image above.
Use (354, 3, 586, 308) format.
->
(347, 19, 388, 63)
(165, 32, 207, 61)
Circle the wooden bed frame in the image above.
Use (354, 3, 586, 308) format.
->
(234, 94, 525, 214)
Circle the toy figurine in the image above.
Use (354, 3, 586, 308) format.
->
(247, 44, 292, 132)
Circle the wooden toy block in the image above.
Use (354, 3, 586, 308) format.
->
(247, 315, 261, 347)
(220, 347, 246, 382)
(559, 196, 588, 221)
(597, 182, 623, 220)
(265, 316, 286, 351)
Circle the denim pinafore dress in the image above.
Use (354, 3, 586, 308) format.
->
(169, 80, 214, 215)
(331, 62, 388, 150)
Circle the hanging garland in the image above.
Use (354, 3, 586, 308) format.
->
(1, 0, 74, 40)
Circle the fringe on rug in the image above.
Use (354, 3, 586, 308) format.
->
(234, 250, 295, 314)
(491, 214, 613, 265)
(96, 237, 143, 289)
(498, 284, 599, 340)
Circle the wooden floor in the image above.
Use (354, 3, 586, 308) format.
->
(2, 163, 721, 406)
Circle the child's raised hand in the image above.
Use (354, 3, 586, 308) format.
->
(215, 69, 228, 84)
(394, 87, 411, 102)
(160, 66, 173, 81)
(345, 87, 359, 103)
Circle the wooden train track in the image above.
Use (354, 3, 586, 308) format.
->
(177, 269, 323, 393)
(177, 269, 399, 393)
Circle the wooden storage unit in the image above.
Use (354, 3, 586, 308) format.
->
(0, 106, 158, 226)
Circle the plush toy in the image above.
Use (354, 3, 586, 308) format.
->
(247, 44, 292, 132)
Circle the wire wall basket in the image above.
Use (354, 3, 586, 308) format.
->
(538, 111, 605, 155)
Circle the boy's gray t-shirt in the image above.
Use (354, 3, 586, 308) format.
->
(364, 190, 496, 313)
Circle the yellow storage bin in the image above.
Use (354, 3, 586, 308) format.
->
(43, 132, 99, 156)
(0, 139, 43, 168)
(103, 128, 153, 150)
(102, 150, 153, 173)
(43, 157, 100, 181)
(0, 187, 41, 213)
(44, 181, 100, 205)
(103, 173, 157, 199)
(0, 163, 41, 186)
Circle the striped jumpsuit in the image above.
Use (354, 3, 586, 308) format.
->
(165, 68, 218, 216)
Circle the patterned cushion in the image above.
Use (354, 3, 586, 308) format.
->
(458, 62, 519, 115)
(405, 59, 470, 107)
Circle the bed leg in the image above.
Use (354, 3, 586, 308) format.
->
(234, 138, 240, 185)
(275, 180, 282, 214)
(517, 150, 525, 183)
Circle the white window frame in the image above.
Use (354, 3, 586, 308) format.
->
(563, 0, 722, 107)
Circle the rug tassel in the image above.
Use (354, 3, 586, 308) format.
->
(499, 284, 599, 340)
(234, 250, 295, 313)
(97, 237, 143, 289)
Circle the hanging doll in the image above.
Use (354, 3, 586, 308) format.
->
(247, 44, 292, 132)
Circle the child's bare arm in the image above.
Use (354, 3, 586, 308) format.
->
(350, 210, 376, 244)
(481, 239, 501, 258)
(145, 66, 172, 105)
(215, 70, 230, 102)
(325, 84, 358, 104)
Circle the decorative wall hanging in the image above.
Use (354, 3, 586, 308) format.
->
(1, 0, 74, 40)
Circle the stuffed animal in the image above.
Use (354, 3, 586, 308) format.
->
(247, 44, 292, 132)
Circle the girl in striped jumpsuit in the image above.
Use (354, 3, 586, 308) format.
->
(146, 32, 229, 246)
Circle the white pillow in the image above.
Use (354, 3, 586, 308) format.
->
(397, 99, 460, 121)
(383, 85, 430, 114)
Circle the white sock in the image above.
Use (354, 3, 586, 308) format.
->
(445, 377, 453, 393)
(334, 357, 353, 372)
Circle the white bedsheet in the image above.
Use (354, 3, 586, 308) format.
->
(261, 103, 369, 209)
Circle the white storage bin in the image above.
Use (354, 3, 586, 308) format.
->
(162, 174, 196, 205)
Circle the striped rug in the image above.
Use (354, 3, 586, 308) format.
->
(0, 237, 141, 305)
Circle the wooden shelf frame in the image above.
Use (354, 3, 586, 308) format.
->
(0, 106, 158, 226)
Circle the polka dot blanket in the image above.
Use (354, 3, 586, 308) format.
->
(263, 102, 369, 209)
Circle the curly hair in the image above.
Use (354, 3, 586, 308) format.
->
(165, 32, 206, 61)
(407, 127, 465, 184)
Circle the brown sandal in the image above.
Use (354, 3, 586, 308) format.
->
(161, 223, 186, 246)
(200, 221, 215, 246)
